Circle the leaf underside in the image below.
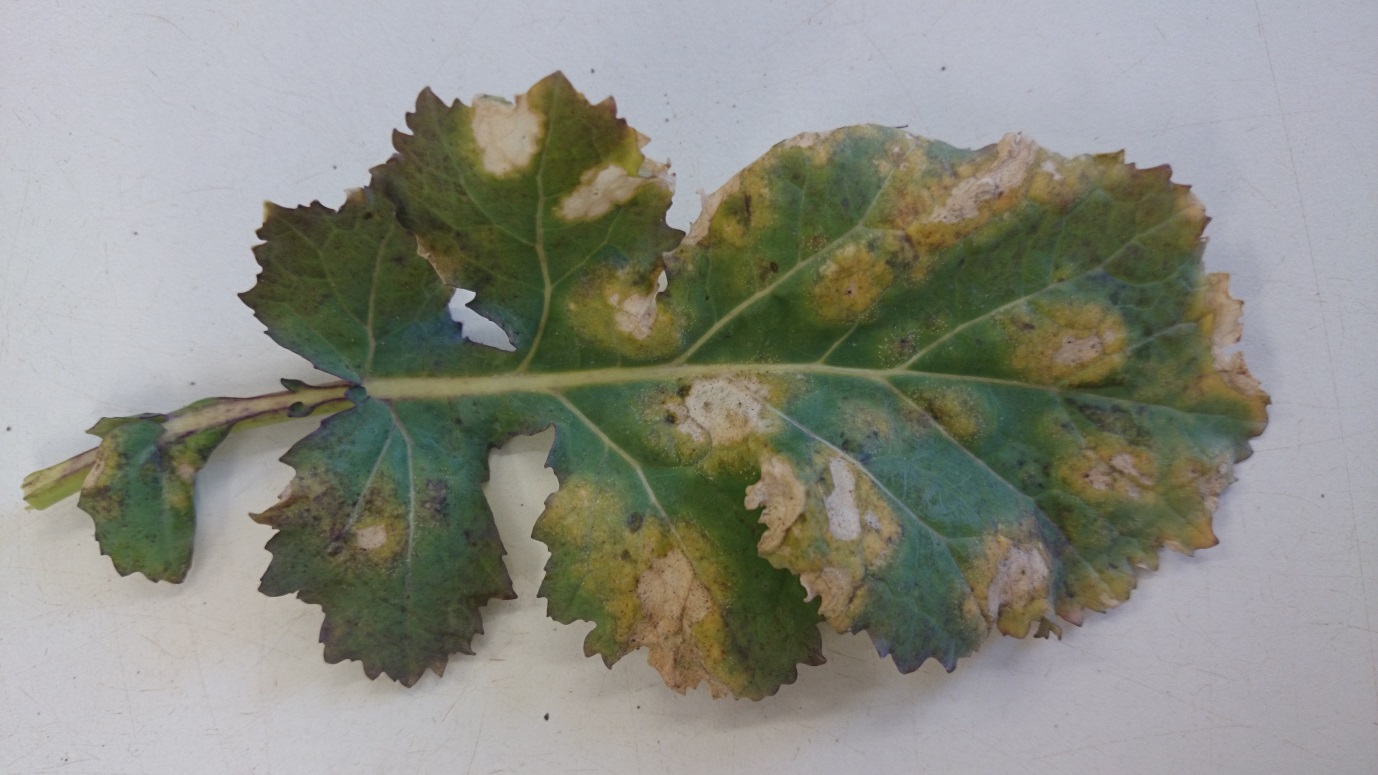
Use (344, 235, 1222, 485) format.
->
(44, 72, 1267, 698)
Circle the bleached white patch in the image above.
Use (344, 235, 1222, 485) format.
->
(355, 525, 387, 551)
(985, 544, 1050, 624)
(559, 164, 645, 221)
(782, 131, 824, 149)
(608, 288, 659, 340)
(470, 95, 543, 176)
(823, 457, 865, 541)
(1041, 158, 1062, 180)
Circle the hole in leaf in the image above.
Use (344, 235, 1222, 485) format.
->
(448, 288, 516, 351)
(482, 427, 558, 597)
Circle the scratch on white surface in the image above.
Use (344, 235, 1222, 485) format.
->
(464, 713, 485, 774)
(858, 24, 930, 137)
(1254, 0, 1377, 706)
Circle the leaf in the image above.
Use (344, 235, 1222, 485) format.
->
(253, 396, 518, 686)
(24, 72, 1268, 698)
(241, 192, 467, 382)
(75, 407, 230, 583)
(22, 390, 353, 582)
(370, 72, 683, 371)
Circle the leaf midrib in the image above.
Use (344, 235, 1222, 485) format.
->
(363, 363, 1248, 426)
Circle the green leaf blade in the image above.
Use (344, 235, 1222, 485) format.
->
(242, 189, 470, 382)
(254, 396, 516, 686)
(373, 72, 684, 371)
(77, 410, 230, 583)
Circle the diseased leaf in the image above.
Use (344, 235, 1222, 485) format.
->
(76, 408, 230, 583)
(659, 128, 1269, 669)
(533, 391, 825, 698)
(22, 390, 353, 582)
(241, 190, 467, 382)
(253, 396, 518, 686)
(22, 72, 1268, 698)
(371, 72, 683, 371)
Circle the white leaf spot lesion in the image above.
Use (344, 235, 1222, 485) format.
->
(823, 457, 868, 541)
(355, 524, 388, 551)
(984, 543, 1051, 627)
(558, 158, 672, 222)
(470, 95, 544, 176)
(607, 287, 659, 340)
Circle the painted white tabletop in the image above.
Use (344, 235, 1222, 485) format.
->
(2, 2, 1374, 772)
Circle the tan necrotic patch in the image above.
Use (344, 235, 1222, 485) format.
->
(565, 266, 679, 358)
(965, 531, 1054, 637)
(759, 454, 901, 630)
(798, 566, 857, 622)
(1201, 273, 1267, 401)
(630, 548, 731, 697)
(927, 133, 1038, 225)
(664, 376, 777, 447)
(744, 454, 807, 553)
(903, 133, 1039, 255)
(558, 159, 671, 222)
(538, 477, 745, 696)
(470, 94, 544, 176)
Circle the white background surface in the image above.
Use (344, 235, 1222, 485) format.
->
(2, 2, 1375, 773)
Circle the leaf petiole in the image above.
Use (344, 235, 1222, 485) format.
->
(21, 381, 354, 510)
